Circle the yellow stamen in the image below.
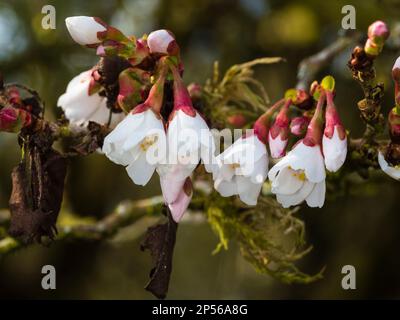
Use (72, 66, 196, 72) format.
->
(289, 166, 306, 181)
(140, 135, 158, 151)
(230, 163, 240, 170)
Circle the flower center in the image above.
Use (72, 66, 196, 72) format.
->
(289, 166, 306, 181)
(140, 135, 158, 151)
(229, 163, 241, 170)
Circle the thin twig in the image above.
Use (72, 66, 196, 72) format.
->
(297, 34, 358, 90)
(0, 196, 164, 256)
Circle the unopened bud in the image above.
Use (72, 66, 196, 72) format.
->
(368, 20, 390, 45)
(227, 114, 247, 128)
(0, 107, 32, 133)
(147, 29, 179, 56)
(290, 116, 310, 136)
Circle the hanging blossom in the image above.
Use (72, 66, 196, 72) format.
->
(157, 62, 216, 211)
(322, 90, 347, 172)
(268, 93, 326, 208)
(57, 69, 124, 127)
(102, 66, 167, 186)
(378, 56, 400, 181)
(212, 99, 284, 205)
(268, 99, 291, 158)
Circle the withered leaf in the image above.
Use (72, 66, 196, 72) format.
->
(8, 147, 67, 243)
(140, 206, 178, 299)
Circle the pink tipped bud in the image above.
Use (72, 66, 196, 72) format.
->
(368, 21, 390, 45)
(322, 91, 347, 172)
(290, 116, 310, 136)
(365, 21, 389, 57)
(227, 114, 247, 128)
(147, 29, 179, 56)
(268, 100, 290, 158)
(0, 107, 32, 133)
(324, 91, 345, 140)
(170, 64, 196, 116)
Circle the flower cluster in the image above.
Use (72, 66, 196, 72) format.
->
(62, 16, 217, 222)
(267, 77, 347, 208)
(60, 16, 350, 218)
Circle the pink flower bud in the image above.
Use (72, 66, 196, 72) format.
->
(147, 29, 179, 56)
(170, 64, 196, 117)
(322, 91, 347, 172)
(268, 100, 291, 158)
(227, 114, 247, 128)
(253, 99, 287, 144)
(290, 116, 310, 136)
(365, 21, 390, 57)
(368, 21, 390, 45)
(0, 107, 32, 133)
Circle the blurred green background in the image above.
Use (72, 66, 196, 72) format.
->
(1, 0, 400, 299)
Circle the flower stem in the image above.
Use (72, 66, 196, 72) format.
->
(145, 63, 168, 114)
(304, 92, 325, 146)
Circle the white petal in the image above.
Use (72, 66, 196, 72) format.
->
(160, 175, 186, 204)
(378, 151, 400, 180)
(168, 182, 192, 223)
(271, 166, 304, 195)
(57, 70, 113, 125)
(322, 126, 347, 172)
(221, 136, 266, 166)
(283, 142, 326, 183)
(147, 29, 175, 54)
(305, 181, 326, 208)
(249, 155, 268, 184)
(102, 114, 142, 165)
(166, 110, 209, 179)
(276, 180, 314, 208)
(214, 178, 237, 197)
(236, 176, 262, 206)
(65, 16, 106, 45)
(126, 152, 155, 186)
(268, 132, 288, 159)
(122, 110, 163, 151)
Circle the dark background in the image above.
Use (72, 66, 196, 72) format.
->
(0, 0, 400, 299)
